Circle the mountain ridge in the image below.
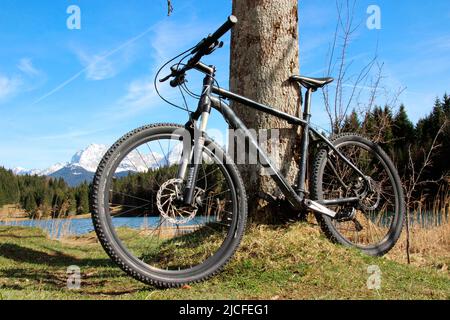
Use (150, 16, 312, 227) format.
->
(11, 143, 167, 187)
(12, 144, 109, 186)
(12, 144, 108, 178)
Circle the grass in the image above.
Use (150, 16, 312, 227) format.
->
(0, 222, 449, 300)
(387, 191, 450, 269)
(388, 221, 450, 269)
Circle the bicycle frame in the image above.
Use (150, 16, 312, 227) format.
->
(181, 67, 368, 216)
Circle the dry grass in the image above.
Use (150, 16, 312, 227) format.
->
(387, 189, 449, 270)
(388, 191, 450, 271)
(1, 222, 449, 300)
(0, 204, 27, 220)
(388, 221, 450, 272)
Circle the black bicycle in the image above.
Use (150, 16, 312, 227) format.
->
(91, 16, 405, 287)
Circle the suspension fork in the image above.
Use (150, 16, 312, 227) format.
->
(182, 74, 214, 205)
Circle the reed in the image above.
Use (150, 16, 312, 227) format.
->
(388, 189, 450, 269)
(48, 217, 73, 239)
(388, 222, 449, 269)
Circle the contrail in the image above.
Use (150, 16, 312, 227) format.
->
(31, 24, 155, 106)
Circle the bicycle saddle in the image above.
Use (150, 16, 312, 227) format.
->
(290, 75, 334, 90)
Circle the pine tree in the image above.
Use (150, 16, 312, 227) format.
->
(23, 191, 37, 218)
(76, 182, 90, 215)
(392, 105, 415, 175)
(68, 191, 77, 215)
(342, 110, 360, 132)
(443, 93, 450, 116)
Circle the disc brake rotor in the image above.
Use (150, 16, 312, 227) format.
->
(356, 177, 382, 211)
(156, 178, 204, 225)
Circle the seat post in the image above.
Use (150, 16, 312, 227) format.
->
(303, 88, 313, 119)
(297, 88, 314, 199)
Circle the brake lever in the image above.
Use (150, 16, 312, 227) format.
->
(159, 74, 172, 83)
(191, 37, 208, 54)
(159, 65, 180, 83)
(170, 73, 186, 88)
(206, 41, 224, 55)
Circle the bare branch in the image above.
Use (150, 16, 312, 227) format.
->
(321, 0, 402, 134)
(167, 0, 174, 16)
(403, 120, 447, 264)
(406, 120, 448, 203)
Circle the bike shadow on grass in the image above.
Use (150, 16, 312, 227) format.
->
(0, 224, 228, 295)
(138, 223, 226, 266)
(0, 243, 149, 296)
(0, 228, 45, 240)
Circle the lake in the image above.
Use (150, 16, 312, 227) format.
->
(0, 216, 210, 238)
(1, 211, 447, 239)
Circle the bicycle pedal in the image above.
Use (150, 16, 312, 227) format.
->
(305, 200, 337, 218)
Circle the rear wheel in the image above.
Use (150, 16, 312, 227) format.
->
(91, 124, 247, 287)
(311, 134, 405, 256)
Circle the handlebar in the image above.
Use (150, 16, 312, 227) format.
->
(191, 15, 238, 55)
(160, 15, 238, 87)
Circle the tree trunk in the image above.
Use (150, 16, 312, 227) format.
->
(230, 1, 301, 223)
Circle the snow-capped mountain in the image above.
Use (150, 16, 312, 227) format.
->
(116, 152, 164, 173)
(12, 144, 108, 186)
(12, 143, 171, 187)
(12, 144, 109, 179)
(51, 144, 110, 186)
(12, 167, 40, 176)
(70, 144, 108, 173)
(50, 165, 94, 187)
(13, 163, 66, 176)
(40, 163, 67, 176)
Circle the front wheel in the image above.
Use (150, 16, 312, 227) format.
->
(90, 124, 247, 287)
(311, 134, 405, 256)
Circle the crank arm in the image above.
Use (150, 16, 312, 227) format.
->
(305, 200, 337, 218)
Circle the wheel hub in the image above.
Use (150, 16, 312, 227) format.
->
(354, 177, 382, 211)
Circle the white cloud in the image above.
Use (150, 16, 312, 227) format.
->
(73, 38, 141, 81)
(33, 26, 155, 105)
(122, 79, 156, 108)
(18, 58, 40, 77)
(150, 19, 208, 64)
(117, 19, 208, 113)
(76, 50, 118, 81)
(0, 58, 46, 103)
(117, 77, 178, 117)
(0, 74, 21, 100)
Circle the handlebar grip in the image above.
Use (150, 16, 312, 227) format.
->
(210, 15, 238, 43)
(191, 15, 238, 55)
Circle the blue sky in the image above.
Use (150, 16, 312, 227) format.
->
(0, 0, 449, 170)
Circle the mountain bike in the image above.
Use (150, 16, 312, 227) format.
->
(90, 16, 405, 287)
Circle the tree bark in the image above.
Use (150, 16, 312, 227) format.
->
(230, 1, 301, 223)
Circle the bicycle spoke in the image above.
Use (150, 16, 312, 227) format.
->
(320, 140, 400, 248)
(101, 134, 239, 272)
(158, 140, 170, 166)
(110, 202, 150, 218)
(110, 191, 152, 203)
